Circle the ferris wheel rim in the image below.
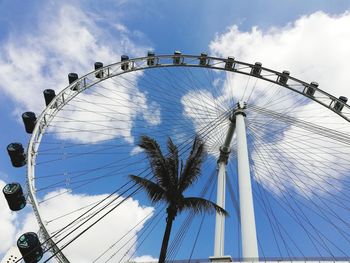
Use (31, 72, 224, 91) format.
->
(25, 53, 350, 262)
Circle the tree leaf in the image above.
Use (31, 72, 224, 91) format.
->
(139, 136, 171, 191)
(129, 174, 166, 203)
(179, 136, 206, 192)
(180, 197, 228, 216)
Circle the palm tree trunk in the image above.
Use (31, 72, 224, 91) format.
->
(158, 208, 175, 263)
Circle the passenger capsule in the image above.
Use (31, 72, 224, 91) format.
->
(22, 112, 36, 134)
(68, 73, 78, 84)
(199, 53, 208, 66)
(121, 55, 129, 71)
(334, 96, 348, 112)
(251, 62, 262, 76)
(173, 51, 181, 65)
(43, 89, 56, 106)
(94, 62, 104, 78)
(3, 183, 26, 211)
(147, 51, 155, 66)
(225, 56, 235, 69)
(305, 82, 318, 97)
(68, 73, 79, 90)
(7, 143, 26, 168)
(17, 232, 43, 263)
(278, 70, 290, 85)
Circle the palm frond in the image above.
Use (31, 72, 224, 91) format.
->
(166, 137, 179, 187)
(129, 174, 166, 203)
(179, 136, 206, 192)
(139, 136, 172, 191)
(180, 197, 228, 216)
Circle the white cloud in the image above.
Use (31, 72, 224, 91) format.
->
(131, 146, 144, 156)
(113, 23, 128, 33)
(209, 11, 350, 98)
(182, 11, 350, 197)
(0, 3, 160, 144)
(250, 102, 350, 196)
(131, 254, 158, 262)
(0, 180, 18, 255)
(50, 72, 160, 144)
(182, 89, 232, 157)
(0, 180, 155, 261)
(17, 189, 154, 262)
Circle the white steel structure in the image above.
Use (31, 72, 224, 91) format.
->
(235, 102, 259, 259)
(5, 53, 350, 262)
(212, 101, 258, 261)
(213, 109, 236, 260)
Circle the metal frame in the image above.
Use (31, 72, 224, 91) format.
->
(235, 104, 259, 259)
(26, 54, 350, 262)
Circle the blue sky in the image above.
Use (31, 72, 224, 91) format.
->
(1, 0, 350, 262)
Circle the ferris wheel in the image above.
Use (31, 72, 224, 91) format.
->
(3, 52, 350, 262)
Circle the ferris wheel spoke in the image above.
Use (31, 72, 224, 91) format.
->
(248, 125, 350, 205)
(249, 135, 346, 257)
(248, 128, 350, 256)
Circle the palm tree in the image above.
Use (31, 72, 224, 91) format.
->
(129, 135, 227, 263)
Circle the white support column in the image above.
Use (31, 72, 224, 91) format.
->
(235, 104, 259, 260)
(214, 161, 227, 257)
(211, 116, 235, 262)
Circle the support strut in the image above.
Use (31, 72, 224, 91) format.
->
(211, 102, 259, 262)
(235, 102, 259, 260)
(211, 111, 236, 262)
